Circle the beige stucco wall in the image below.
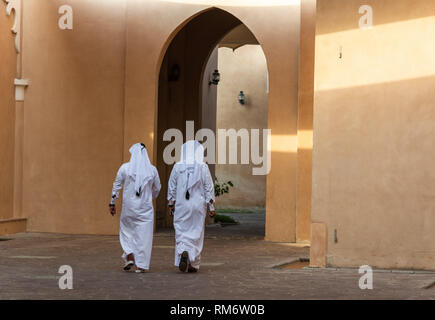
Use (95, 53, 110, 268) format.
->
(296, 0, 316, 242)
(21, 0, 126, 234)
(4, 0, 433, 270)
(312, 0, 435, 270)
(0, 8, 16, 220)
(215, 45, 268, 209)
(14, 0, 300, 242)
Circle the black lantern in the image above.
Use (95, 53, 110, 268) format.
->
(209, 69, 220, 85)
(238, 91, 246, 105)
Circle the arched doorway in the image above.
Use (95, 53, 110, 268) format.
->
(155, 8, 268, 233)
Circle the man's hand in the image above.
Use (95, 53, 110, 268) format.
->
(208, 200, 216, 218)
(109, 204, 116, 216)
(168, 205, 175, 216)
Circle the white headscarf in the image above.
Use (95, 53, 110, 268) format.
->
(128, 143, 154, 196)
(178, 140, 204, 191)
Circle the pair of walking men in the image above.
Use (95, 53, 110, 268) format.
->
(109, 141, 216, 273)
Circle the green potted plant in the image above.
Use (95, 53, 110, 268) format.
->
(213, 178, 238, 225)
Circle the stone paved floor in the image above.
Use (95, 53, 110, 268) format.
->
(0, 214, 434, 300)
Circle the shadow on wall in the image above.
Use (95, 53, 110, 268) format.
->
(316, 0, 435, 35)
(215, 45, 269, 209)
(156, 8, 243, 228)
(313, 74, 435, 269)
(0, 9, 17, 221)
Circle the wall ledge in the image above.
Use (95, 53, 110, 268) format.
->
(14, 78, 29, 101)
(0, 217, 27, 235)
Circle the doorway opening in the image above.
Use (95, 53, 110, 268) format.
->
(156, 8, 268, 238)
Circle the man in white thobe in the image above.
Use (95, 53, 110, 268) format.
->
(109, 143, 161, 273)
(167, 140, 216, 273)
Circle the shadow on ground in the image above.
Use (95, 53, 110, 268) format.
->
(157, 212, 266, 240)
(0, 212, 433, 299)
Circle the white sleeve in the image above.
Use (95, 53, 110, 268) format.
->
(152, 167, 161, 199)
(110, 165, 125, 205)
(202, 164, 215, 205)
(167, 166, 178, 205)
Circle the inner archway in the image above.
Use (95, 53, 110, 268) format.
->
(155, 8, 268, 235)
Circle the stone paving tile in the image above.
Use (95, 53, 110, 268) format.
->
(0, 231, 434, 300)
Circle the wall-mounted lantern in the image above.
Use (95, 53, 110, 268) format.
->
(238, 91, 246, 105)
(209, 69, 220, 85)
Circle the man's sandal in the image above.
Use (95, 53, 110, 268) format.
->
(135, 267, 146, 273)
(188, 265, 198, 273)
(123, 260, 135, 271)
(179, 251, 189, 273)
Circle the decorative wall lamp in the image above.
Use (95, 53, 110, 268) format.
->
(238, 91, 246, 105)
(209, 69, 220, 85)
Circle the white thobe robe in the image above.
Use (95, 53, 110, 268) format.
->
(111, 163, 161, 270)
(168, 162, 215, 269)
